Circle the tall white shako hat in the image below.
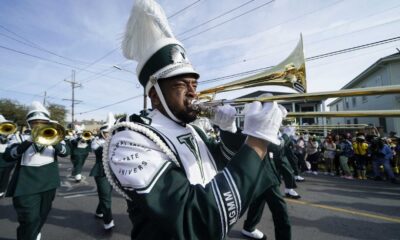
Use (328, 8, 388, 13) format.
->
(26, 101, 50, 123)
(122, 0, 199, 123)
(99, 112, 116, 135)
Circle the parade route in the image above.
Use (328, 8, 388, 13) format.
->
(1, 154, 399, 240)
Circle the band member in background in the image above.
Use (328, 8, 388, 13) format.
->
(0, 115, 17, 198)
(4, 101, 70, 240)
(70, 129, 92, 182)
(241, 140, 292, 240)
(102, 1, 287, 239)
(90, 113, 115, 230)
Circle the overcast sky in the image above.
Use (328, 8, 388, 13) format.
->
(1, 0, 400, 122)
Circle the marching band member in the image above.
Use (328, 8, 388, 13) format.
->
(102, 1, 287, 239)
(0, 114, 17, 197)
(70, 126, 92, 182)
(4, 101, 70, 240)
(90, 113, 115, 230)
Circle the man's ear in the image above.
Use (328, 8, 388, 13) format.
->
(148, 87, 160, 107)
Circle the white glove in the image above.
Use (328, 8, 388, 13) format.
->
(283, 125, 296, 137)
(210, 104, 237, 133)
(242, 101, 287, 145)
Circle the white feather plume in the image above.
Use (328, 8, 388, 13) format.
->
(106, 112, 116, 129)
(122, 0, 174, 61)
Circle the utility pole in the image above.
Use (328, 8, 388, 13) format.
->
(43, 91, 47, 106)
(63, 70, 82, 130)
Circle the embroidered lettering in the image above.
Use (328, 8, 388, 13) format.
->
(223, 191, 237, 225)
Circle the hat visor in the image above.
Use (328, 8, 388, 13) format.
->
(145, 65, 199, 94)
(26, 116, 50, 122)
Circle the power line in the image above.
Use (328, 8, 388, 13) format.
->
(181, 0, 275, 41)
(0, 24, 90, 65)
(177, 0, 257, 37)
(0, 44, 131, 86)
(189, 0, 345, 72)
(168, 0, 202, 19)
(77, 94, 142, 115)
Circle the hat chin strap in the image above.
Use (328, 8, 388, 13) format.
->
(154, 82, 182, 123)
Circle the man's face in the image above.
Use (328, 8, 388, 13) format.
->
(157, 74, 198, 123)
(28, 119, 49, 129)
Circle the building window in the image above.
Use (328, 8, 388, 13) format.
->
(352, 97, 356, 107)
(376, 75, 382, 86)
(344, 98, 349, 109)
(379, 117, 387, 133)
(346, 120, 351, 124)
(336, 104, 339, 111)
(361, 85, 367, 102)
(354, 118, 358, 124)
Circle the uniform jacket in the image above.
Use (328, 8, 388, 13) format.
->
(90, 136, 106, 177)
(4, 134, 70, 197)
(108, 110, 277, 240)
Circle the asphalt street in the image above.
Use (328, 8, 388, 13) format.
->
(1, 154, 399, 240)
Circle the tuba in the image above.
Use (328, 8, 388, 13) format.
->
(31, 121, 66, 146)
(0, 121, 17, 136)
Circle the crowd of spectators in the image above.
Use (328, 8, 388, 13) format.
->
(291, 131, 399, 184)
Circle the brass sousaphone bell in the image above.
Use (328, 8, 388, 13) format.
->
(0, 121, 17, 136)
(31, 121, 66, 146)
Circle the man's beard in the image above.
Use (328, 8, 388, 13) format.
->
(174, 107, 197, 124)
(173, 99, 198, 124)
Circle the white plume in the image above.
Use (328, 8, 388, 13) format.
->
(106, 112, 116, 129)
(122, 0, 174, 61)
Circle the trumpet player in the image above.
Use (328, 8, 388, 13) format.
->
(70, 129, 92, 182)
(90, 113, 115, 230)
(3, 101, 70, 240)
(0, 114, 17, 198)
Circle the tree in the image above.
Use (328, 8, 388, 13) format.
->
(114, 113, 127, 121)
(0, 99, 28, 128)
(47, 103, 67, 126)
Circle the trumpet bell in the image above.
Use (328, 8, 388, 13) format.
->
(0, 121, 17, 136)
(81, 131, 92, 141)
(197, 35, 307, 101)
(32, 122, 66, 146)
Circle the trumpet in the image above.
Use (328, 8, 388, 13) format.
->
(81, 131, 92, 141)
(0, 121, 17, 136)
(31, 122, 66, 146)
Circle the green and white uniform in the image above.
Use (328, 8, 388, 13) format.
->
(0, 134, 17, 195)
(4, 134, 70, 240)
(90, 136, 113, 224)
(70, 137, 91, 176)
(108, 109, 274, 240)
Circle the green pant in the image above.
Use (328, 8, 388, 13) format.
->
(0, 166, 14, 193)
(13, 189, 56, 240)
(243, 185, 291, 240)
(95, 176, 113, 224)
(273, 156, 297, 189)
(71, 154, 88, 176)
